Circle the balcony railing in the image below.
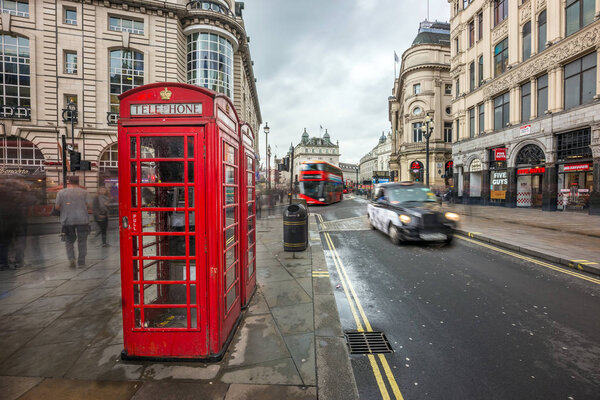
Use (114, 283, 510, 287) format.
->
(0, 105, 31, 120)
(186, 1, 235, 18)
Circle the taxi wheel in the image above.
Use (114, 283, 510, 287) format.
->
(389, 224, 403, 245)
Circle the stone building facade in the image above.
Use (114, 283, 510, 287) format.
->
(291, 128, 340, 181)
(449, 0, 599, 214)
(389, 20, 453, 189)
(358, 132, 393, 185)
(0, 0, 261, 208)
(339, 162, 359, 187)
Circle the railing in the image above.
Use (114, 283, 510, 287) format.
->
(0, 105, 31, 120)
(107, 112, 119, 125)
(186, 0, 235, 18)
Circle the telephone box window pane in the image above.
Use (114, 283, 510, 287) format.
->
(187, 137, 194, 158)
(130, 137, 137, 158)
(132, 236, 138, 256)
(142, 211, 182, 232)
(249, 231, 255, 245)
(225, 264, 236, 290)
(142, 260, 186, 281)
(225, 245, 236, 268)
(140, 136, 184, 158)
(224, 206, 236, 227)
(143, 283, 187, 305)
(249, 259, 255, 277)
(189, 212, 195, 232)
(141, 187, 160, 207)
(224, 142, 236, 164)
(190, 308, 197, 328)
(247, 156, 253, 170)
(133, 260, 139, 281)
(247, 217, 254, 232)
(134, 285, 141, 304)
(224, 187, 235, 205)
(153, 162, 185, 183)
(190, 284, 197, 305)
(226, 284, 238, 311)
(143, 308, 187, 328)
(131, 162, 137, 183)
(188, 161, 194, 183)
(134, 308, 141, 328)
(224, 165, 236, 184)
(247, 202, 254, 217)
(131, 187, 137, 207)
(247, 187, 253, 201)
(188, 187, 195, 208)
(225, 226, 236, 248)
(248, 247, 255, 263)
(189, 262, 197, 280)
(156, 235, 195, 257)
(247, 172, 253, 186)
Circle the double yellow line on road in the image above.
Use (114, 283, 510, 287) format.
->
(457, 235, 600, 285)
(317, 214, 404, 400)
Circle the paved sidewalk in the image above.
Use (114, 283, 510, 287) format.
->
(0, 213, 356, 399)
(442, 204, 600, 275)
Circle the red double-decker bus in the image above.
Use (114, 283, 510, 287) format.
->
(298, 161, 344, 205)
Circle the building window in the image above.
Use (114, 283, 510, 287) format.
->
(187, 32, 234, 99)
(412, 122, 423, 142)
(64, 51, 77, 74)
(0, 34, 30, 118)
(413, 83, 421, 95)
(564, 53, 596, 109)
(494, 38, 508, 77)
(537, 74, 548, 116)
(493, 92, 510, 130)
(557, 128, 592, 162)
(109, 49, 144, 113)
(494, 0, 508, 26)
(478, 103, 485, 134)
(0, 0, 28, 17)
(64, 7, 77, 25)
(444, 122, 453, 143)
(445, 83, 452, 95)
(522, 22, 531, 61)
(521, 82, 531, 122)
(455, 78, 460, 98)
(65, 94, 77, 107)
(478, 12, 483, 40)
(455, 119, 460, 140)
(0, 136, 44, 168)
(455, 37, 459, 53)
(469, 62, 475, 91)
(469, 108, 475, 138)
(538, 10, 547, 52)
(109, 16, 144, 35)
(566, 0, 595, 37)
(468, 20, 475, 47)
(478, 55, 484, 86)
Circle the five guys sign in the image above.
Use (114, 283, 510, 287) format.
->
(494, 148, 507, 161)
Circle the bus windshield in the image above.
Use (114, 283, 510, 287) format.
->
(301, 163, 323, 172)
(299, 181, 322, 197)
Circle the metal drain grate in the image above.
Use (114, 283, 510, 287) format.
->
(345, 331, 393, 354)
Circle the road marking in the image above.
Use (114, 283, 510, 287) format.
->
(318, 214, 404, 400)
(457, 235, 600, 285)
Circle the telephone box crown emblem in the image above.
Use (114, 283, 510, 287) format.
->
(160, 87, 172, 100)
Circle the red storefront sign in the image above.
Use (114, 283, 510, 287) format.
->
(410, 161, 422, 170)
(517, 167, 545, 175)
(494, 148, 507, 161)
(563, 163, 590, 172)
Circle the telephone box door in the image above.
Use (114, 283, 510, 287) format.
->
(119, 126, 207, 357)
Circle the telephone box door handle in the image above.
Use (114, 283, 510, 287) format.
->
(122, 216, 129, 229)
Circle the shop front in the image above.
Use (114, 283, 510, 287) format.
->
(557, 163, 593, 211)
(488, 148, 507, 206)
(468, 158, 482, 202)
(514, 144, 546, 208)
(410, 160, 424, 183)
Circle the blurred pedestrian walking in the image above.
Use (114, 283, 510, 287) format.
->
(93, 186, 110, 247)
(11, 179, 35, 268)
(55, 176, 91, 268)
(0, 178, 18, 270)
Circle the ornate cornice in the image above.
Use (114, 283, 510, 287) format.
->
(492, 19, 508, 44)
(483, 23, 600, 98)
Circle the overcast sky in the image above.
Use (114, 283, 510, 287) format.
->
(243, 0, 450, 165)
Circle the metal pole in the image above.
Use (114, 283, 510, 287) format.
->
(61, 134, 68, 188)
(426, 128, 430, 187)
(289, 145, 294, 205)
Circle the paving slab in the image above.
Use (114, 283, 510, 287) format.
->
(313, 295, 344, 338)
(132, 381, 229, 400)
(46, 278, 105, 296)
(66, 344, 144, 381)
(141, 363, 220, 381)
(1, 310, 63, 332)
(0, 328, 43, 364)
(90, 310, 124, 348)
(261, 280, 312, 308)
(18, 294, 83, 314)
(0, 376, 44, 400)
(316, 337, 359, 400)
(271, 303, 314, 335)
(0, 340, 88, 377)
(244, 290, 270, 316)
(17, 378, 140, 400)
(28, 314, 112, 346)
(0, 287, 53, 306)
(282, 333, 316, 386)
(224, 383, 316, 400)
(221, 358, 302, 386)
(255, 264, 294, 283)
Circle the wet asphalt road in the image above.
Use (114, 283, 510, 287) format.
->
(312, 196, 600, 400)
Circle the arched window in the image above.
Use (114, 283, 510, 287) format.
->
(0, 34, 30, 119)
(109, 49, 144, 113)
(0, 136, 44, 168)
(516, 144, 545, 165)
(99, 143, 118, 170)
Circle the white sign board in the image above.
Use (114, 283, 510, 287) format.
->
(520, 124, 531, 135)
(131, 103, 203, 116)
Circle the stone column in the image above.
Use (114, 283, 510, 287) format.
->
(481, 168, 490, 206)
(542, 163, 558, 211)
(549, 66, 564, 113)
(506, 167, 517, 208)
(463, 172, 471, 204)
(530, 77, 538, 119)
(596, 48, 600, 97)
(510, 85, 520, 126)
(485, 97, 493, 133)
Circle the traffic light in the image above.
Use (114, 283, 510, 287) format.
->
(70, 151, 81, 171)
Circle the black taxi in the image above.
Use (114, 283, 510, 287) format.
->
(367, 182, 459, 244)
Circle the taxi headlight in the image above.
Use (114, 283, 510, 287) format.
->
(399, 214, 411, 224)
(445, 212, 460, 221)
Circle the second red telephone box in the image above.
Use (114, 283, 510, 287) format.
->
(117, 83, 255, 360)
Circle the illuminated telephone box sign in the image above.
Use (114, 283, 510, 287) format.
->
(130, 103, 203, 117)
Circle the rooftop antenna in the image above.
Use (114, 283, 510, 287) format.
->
(427, 0, 429, 21)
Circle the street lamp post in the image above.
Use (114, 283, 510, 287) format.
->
(61, 101, 78, 188)
(288, 143, 294, 205)
(264, 122, 270, 190)
(421, 114, 434, 187)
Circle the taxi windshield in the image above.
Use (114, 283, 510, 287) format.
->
(387, 186, 437, 204)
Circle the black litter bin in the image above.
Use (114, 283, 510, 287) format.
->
(283, 203, 308, 252)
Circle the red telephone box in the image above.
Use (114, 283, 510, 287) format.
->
(117, 83, 253, 360)
(239, 123, 257, 308)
